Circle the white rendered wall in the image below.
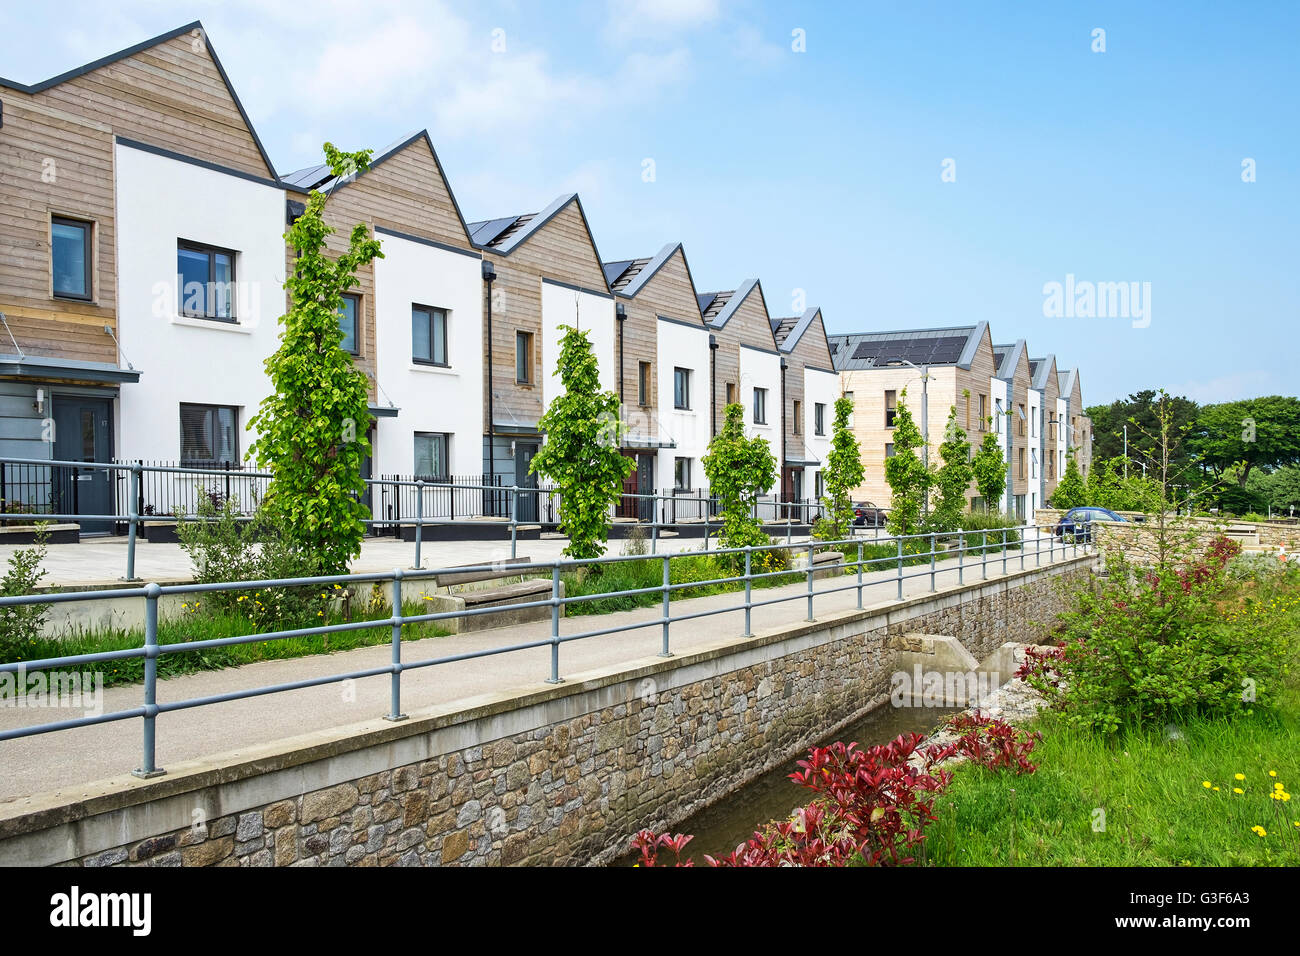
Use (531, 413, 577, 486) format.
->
(990, 377, 1011, 513)
(803, 367, 839, 497)
(739, 344, 781, 493)
(655, 318, 711, 492)
(114, 143, 285, 463)
(372, 234, 483, 477)
(540, 281, 616, 410)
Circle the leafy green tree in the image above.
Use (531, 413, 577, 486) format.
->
(703, 403, 778, 561)
(531, 325, 633, 561)
(1051, 451, 1086, 509)
(971, 430, 1007, 514)
(1086, 389, 1199, 482)
(812, 395, 864, 541)
(883, 389, 931, 535)
(1251, 464, 1300, 515)
(929, 405, 972, 531)
(1187, 396, 1300, 488)
(247, 143, 382, 576)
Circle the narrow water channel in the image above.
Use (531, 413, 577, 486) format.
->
(619, 702, 959, 865)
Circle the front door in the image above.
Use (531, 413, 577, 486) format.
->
(52, 396, 113, 534)
(637, 454, 655, 522)
(514, 441, 539, 523)
(360, 426, 375, 532)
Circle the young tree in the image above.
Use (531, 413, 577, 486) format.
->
(812, 395, 864, 541)
(703, 403, 778, 561)
(247, 144, 382, 576)
(929, 405, 973, 531)
(971, 430, 1007, 515)
(531, 325, 633, 560)
(1051, 450, 1086, 510)
(883, 388, 930, 535)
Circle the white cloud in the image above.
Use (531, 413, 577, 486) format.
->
(605, 0, 722, 42)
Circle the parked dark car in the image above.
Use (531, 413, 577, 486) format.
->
(853, 501, 887, 528)
(1054, 506, 1127, 542)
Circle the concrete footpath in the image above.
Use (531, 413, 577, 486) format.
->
(0, 536, 1087, 805)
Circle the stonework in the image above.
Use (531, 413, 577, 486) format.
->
(11, 559, 1092, 868)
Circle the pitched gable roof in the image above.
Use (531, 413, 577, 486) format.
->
(772, 308, 827, 355)
(991, 340, 1027, 381)
(467, 193, 608, 272)
(0, 20, 278, 181)
(1029, 354, 1058, 391)
(702, 278, 767, 331)
(830, 323, 989, 371)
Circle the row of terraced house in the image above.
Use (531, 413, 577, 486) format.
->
(0, 21, 1089, 531)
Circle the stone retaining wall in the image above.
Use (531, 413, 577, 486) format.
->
(1035, 508, 1300, 553)
(0, 555, 1094, 868)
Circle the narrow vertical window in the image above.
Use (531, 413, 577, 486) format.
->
(52, 217, 92, 300)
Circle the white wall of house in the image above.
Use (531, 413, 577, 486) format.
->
(803, 367, 839, 499)
(1026, 387, 1041, 515)
(372, 233, 482, 478)
(114, 142, 285, 464)
(1056, 396, 1070, 480)
(540, 281, 616, 410)
(739, 344, 781, 493)
(655, 318, 711, 493)
(990, 377, 1011, 513)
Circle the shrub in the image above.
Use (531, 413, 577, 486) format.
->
(0, 524, 49, 661)
(1018, 536, 1293, 733)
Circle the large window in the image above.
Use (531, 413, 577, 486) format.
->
(674, 367, 691, 410)
(978, 394, 988, 431)
(516, 331, 533, 384)
(793, 400, 802, 435)
(814, 402, 826, 436)
(177, 241, 236, 320)
(1017, 403, 1027, 437)
(753, 387, 767, 424)
(412, 305, 447, 366)
(725, 382, 736, 405)
(414, 432, 449, 479)
(180, 403, 238, 465)
(339, 294, 360, 354)
(674, 457, 691, 491)
(884, 389, 897, 428)
(638, 362, 651, 406)
(51, 216, 92, 300)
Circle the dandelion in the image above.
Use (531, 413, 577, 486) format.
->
(1202, 781, 1212, 789)
(1234, 773, 1245, 781)
(1233, 788, 1244, 794)
(1251, 826, 1267, 837)
(1269, 771, 1278, 777)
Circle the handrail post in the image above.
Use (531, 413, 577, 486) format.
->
(123, 462, 141, 582)
(981, 527, 988, 580)
(411, 479, 424, 569)
(856, 540, 864, 609)
(132, 582, 164, 778)
(896, 536, 903, 600)
(385, 569, 407, 721)
(546, 564, 563, 683)
(1021, 526, 1026, 570)
(1050, 523, 1055, 563)
(742, 547, 753, 636)
(805, 541, 815, 621)
(929, 531, 936, 591)
(1002, 528, 1008, 574)
(660, 554, 672, 657)
(651, 494, 658, 554)
(958, 530, 965, 585)
(510, 485, 519, 560)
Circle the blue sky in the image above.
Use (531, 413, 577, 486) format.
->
(3, 1, 1296, 407)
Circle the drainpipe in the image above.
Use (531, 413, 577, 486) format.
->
(482, 260, 497, 476)
(616, 302, 627, 407)
(709, 334, 718, 437)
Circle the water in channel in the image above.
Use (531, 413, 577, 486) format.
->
(621, 702, 959, 865)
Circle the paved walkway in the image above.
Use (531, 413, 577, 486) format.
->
(0, 531, 1087, 805)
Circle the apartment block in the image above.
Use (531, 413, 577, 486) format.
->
(1030, 354, 1061, 503)
(772, 308, 837, 507)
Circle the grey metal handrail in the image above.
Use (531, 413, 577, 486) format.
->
(0, 521, 1090, 779)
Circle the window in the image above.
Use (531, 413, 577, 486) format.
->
(412, 305, 448, 366)
(674, 367, 691, 410)
(1017, 403, 1026, 437)
(516, 331, 533, 383)
(1031, 448, 1038, 479)
(978, 394, 988, 431)
(885, 443, 896, 458)
(177, 241, 236, 320)
(338, 295, 360, 354)
(753, 387, 767, 424)
(814, 470, 824, 501)
(814, 402, 826, 436)
(414, 432, 449, 479)
(1030, 408, 1037, 438)
(793, 400, 802, 435)
(638, 362, 651, 406)
(674, 457, 691, 491)
(52, 217, 92, 300)
(180, 403, 238, 465)
(1017, 448, 1026, 479)
(884, 389, 897, 428)
(994, 398, 1004, 434)
(725, 382, 736, 405)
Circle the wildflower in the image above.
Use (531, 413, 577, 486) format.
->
(1270, 771, 1278, 777)
(1234, 773, 1245, 781)
(1233, 788, 1244, 794)
(1202, 781, 1212, 789)
(1251, 826, 1267, 837)
(1276, 782, 1285, 790)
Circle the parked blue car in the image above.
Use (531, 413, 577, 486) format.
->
(1054, 506, 1127, 542)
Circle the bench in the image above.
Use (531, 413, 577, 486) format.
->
(793, 549, 847, 581)
(414, 557, 561, 633)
